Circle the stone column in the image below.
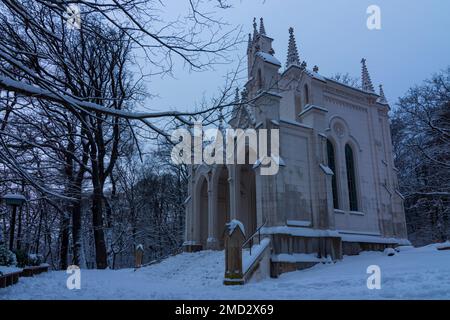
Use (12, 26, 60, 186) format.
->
(299, 105, 332, 229)
(227, 164, 240, 221)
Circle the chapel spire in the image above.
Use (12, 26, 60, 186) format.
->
(361, 58, 375, 93)
(259, 17, 266, 35)
(286, 27, 300, 68)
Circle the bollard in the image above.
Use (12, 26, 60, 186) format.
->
(134, 244, 144, 270)
(223, 219, 245, 285)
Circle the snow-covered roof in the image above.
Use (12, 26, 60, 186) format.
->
(253, 155, 286, 169)
(304, 68, 326, 82)
(320, 163, 334, 176)
(255, 51, 281, 67)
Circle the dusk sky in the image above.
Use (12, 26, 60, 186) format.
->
(146, 0, 450, 113)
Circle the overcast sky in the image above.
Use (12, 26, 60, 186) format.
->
(144, 0, 450, 113)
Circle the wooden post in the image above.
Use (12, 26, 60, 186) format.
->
(223, 220, 245, 285)
(134, 244, 144, 270)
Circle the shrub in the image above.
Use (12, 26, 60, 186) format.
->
(13, 249, 29, 268)
(0, 244, 17, 266)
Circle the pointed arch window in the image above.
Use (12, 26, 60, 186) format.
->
(304, 84, 309, 105)
(327, 140, 339, 209)
(345, 144, 358, 211)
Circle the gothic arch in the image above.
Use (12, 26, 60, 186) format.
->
(326, 138, 340, 209)
(303, 84, 310, 106)
(193, 173, 209, 249)
(233, 130, 258, 166)
(212, 165, 230, 249)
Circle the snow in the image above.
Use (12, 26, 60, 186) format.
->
(3, 193, 27, 201)
(383, 248, 396, 256)
(253, 155, 286, 169)
(305, 69, 327, 82)
(340, 233, 411, 245)
(286, 220, 311, 227)
(271, 253, 324, 263)
(0, 266, 22, 275)
(436, 241, 450, 250)
(226, 219, 245, 236)
(255, 52, 281, 66)
(1, 244, 449, 300)
(261, 226, 340, 238)
(242, 238, 270, 274)
(319, 163, 334, 176)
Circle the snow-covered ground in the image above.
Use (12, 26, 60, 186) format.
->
(1, 244, 449, 300)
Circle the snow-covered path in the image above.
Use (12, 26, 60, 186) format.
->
(1, 244, 449, 300)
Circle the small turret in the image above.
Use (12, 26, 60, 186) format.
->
(377, 84, 388, 104)
(361, 58, 375, 93)
(259, 17, 266, 35)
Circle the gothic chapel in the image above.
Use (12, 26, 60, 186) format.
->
(183, 18, 409, 275)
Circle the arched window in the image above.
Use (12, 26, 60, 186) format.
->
(327, 140, 339, 209)
(304, 84, 309, 105)
(345, 144, 358, 211)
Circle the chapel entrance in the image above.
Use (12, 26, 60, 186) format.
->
(196, 176, 209, 249)
(216, 166, 230, 249)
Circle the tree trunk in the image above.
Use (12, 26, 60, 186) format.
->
(59, 213, 70, 270)
(71, 200, 83, 266)
(92, 188, 108, 269)
(16, 206, 23, 250)
(35, 205, 44, 253)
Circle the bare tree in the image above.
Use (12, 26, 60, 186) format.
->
(392, 67, 450, 245)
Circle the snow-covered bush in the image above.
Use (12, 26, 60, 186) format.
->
(384, 248, 396, 256)
(14, 249, 29, 267)
(0, 244, 17, 266)
(28, 254, 43, 266)
(13, 250, 44, 267)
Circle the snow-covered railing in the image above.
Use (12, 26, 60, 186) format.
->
(242, 237, 271, 280)
(242, 220, 267, 256)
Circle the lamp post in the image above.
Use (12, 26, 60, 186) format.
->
(2, 193, 27, 251)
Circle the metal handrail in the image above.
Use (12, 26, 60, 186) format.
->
(242, 219, 267, 255)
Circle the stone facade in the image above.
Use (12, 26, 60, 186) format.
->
(183, 19, 409, 274)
